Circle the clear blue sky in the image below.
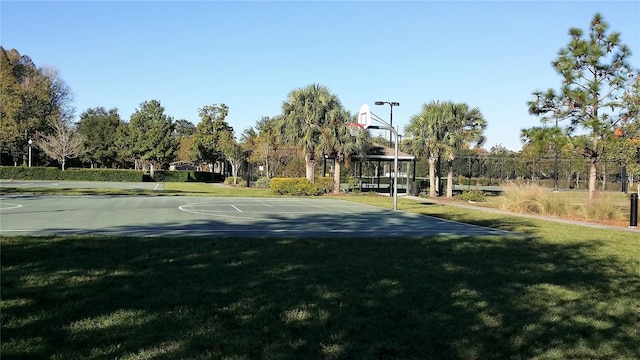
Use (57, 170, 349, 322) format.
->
(2, 1, 639, 151)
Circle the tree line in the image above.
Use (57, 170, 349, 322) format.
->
(1, 13, 638, 200)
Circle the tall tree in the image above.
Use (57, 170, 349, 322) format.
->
(36, 118, 84, 170)
(192, 103, 233, 170)
(242, 116, 280, 179)
(280, 84, 343, 182)
(77, 107, 123, 168)
(127, 100, 177, 169)
(405, 101, 450, 197)
(219, 131, 244, 184)
(527, 13, 637, 203)
(173, 119, 196, 163)
(441, 102, 486, 197)
(0, 47, 74, 166)
(317, 108, 361, 194)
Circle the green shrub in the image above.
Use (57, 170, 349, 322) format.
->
(0, 166, 144, 182)
(255, 177, 271, 189)
(345, 175, 358, 192)
(458, 190, 487, 202)
(315, 177, 335, 193)
(269, 178, 325, 196)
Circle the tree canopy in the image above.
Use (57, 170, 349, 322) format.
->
(124, 100, 177, 168)
(77, 107, 123, 168)
(405, 100, 486, 197)
(0, 47, 74, 165)
(280, 84, 345, 181)
(527, 13, 638, 202)
(192, 103, 233, 168)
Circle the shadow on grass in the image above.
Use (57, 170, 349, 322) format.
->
(2, 229, 638, 359)
(403, 201, 541, 235)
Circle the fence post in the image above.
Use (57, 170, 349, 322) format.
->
(631, 193, 638, 228)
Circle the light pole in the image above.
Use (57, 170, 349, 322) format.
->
(28, 138, 33, 167)
(553, 117, 559, 192)
(375, 101, 399, 194)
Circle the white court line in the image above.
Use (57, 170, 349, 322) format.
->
(0, 203, 23, 210)
(230, 204, 243, 212)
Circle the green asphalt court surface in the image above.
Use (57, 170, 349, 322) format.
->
(0, 181, 514, 238)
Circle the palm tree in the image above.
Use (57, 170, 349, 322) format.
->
(442, 103, 486, 197)
(318, 109, 367, 194)
(280, 84, 342, 182)
(405, 101, 449, 197)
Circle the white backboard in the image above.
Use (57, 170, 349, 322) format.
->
(358, 104, 371, 129)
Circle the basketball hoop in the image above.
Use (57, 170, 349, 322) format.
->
(358, 104, 372, 129)
(347, 123, 365, 137)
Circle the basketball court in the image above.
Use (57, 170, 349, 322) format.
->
(0, 194, 514, 238)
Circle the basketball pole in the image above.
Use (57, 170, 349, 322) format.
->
(356, 103, 400, 211)
(393, 125, 399, 211)
(362, 115, 400, 210)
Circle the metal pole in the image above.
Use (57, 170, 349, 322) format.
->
(630, 193, 638, 228)
(554, 118, 559, 191)
(393, 126, 399, 211)
(388, 105, 393, 191)
(389, 105, 393, 148)
(28, 139, 32, 167)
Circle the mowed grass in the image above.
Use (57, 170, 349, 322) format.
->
(2, 184, 640, 359)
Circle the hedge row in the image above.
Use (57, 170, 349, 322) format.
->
(0, 167, 144, 182)
(270, 177, 334, 196)
(0, 167, 224, 183)
(152, 171, 224, 183)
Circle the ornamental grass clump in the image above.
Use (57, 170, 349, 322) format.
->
(500, 181, 624, 222)
(500, 181, 567, 216)
(578, 193, 623, 222)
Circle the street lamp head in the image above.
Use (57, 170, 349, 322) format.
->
(374, 101, 400, 107)
(28, 139, 33, 145)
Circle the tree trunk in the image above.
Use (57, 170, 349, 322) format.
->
(588, 160, 597, 205)
(428, 157, 436, 197)
(446, 159, 454, 198)
(436, 156, 442, 196)
(231, 161, 239, 185)
(61, 158, 66, 171)
(333, 159, 341, 194)
(305, 154, 315, 182)
(265, 158, 270, 180)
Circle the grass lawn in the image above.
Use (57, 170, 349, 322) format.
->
(1, 184, 639, 359)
